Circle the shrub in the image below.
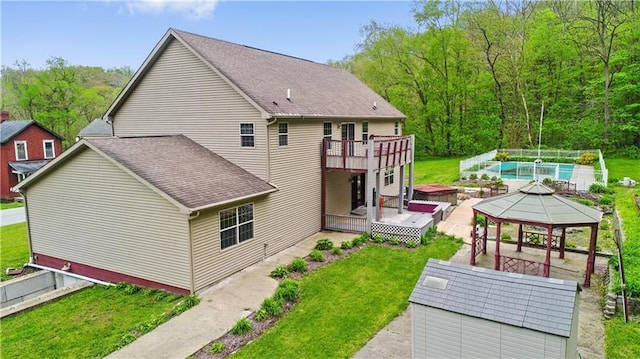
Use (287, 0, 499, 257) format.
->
(231, 318, 252, 335)
(469, 173, 478, 180)
(353, 232, 369, 246)
(542, 177, 553, 185)
(406, 240, 418, 248)
(501, 232, 512, 240)
(576, 152, 596, 165)
(270, 265, 288, 278)
(340, 240, 353, 250)
(261, 297, 284, 317)
(589, 183, 614, 194)
(123, 284, 140, 295)
(480, 174, 490, 180)
(331, 247, 342, 255)
(274, 279, 300, 302)
(566, 241, 577, 249)
(600, 221, 610, 230)
(210, 341, 225, 354)
(494, 152, 510, 161)
(255, 308, 269, 321)
(288, 257, 308, 273)
(475, 215, 486, 227)
(309, 249, 325, 262)
(314, 239, 334, 250)
(572, 197, 595, 207)
(174, 294, 200, 315)
(374, 235, 386, 244)
(389, 237, 400, 245)
(599, 195, 614, 206)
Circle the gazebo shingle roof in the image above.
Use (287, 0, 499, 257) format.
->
(472, 182, 603, 225)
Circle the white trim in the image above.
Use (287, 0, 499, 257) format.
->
(219, 202, 255, 251)
(43, 139, 55, 159)
(278, 122, 288, 147)
(240, 122, 255, 147)
(14, 140, 28, 161)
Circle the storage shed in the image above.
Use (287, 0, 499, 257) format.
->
(410, 259, 580, 359)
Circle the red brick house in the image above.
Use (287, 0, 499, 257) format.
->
(0, 111, 64, 201)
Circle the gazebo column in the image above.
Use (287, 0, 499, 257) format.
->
(584, 224, 599, 287)
(544, 226, 553, 277)
(483, 217, 488, 254)
(517, 224, 523, 252)
(494, 221, 502, 271)
(559, 228, 566, 259)
(471, 210, 477, 266)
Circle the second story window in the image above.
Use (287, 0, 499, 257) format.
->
(362, 121, 369, 142)
(43, 140, 55, 159)
(240, 123, 255, 147)
(278, 123, 288, 146)
(14, 141, 28, 161)
(384, 168, 395, 186)
(323, 122, 332, 149)
(394, 122, 399, 135)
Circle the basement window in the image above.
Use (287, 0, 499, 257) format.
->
(220, 203, 254, 250)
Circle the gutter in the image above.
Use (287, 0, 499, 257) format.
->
(27, 263, 114, 287)
(186, 187, 278, 214)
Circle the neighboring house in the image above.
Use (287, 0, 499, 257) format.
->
(410, 259, 580, 359)
(0, 111, 63, 201)
(15, 28, 412, 294)
(76, 118, 113, 140)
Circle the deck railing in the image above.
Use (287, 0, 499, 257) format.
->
(323, 136, 412, 172)
(324, 214, 366, 233)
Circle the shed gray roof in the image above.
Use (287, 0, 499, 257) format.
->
(107, 28, 405, 120)
(85, 136, 276, 210)
(1, 120, 33, 144)
(473, 182, 603, 225)
(9, 160, 50, 175)
(77, 119, 112, 138)
(410, 259, 579, 337)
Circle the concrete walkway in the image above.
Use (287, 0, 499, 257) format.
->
(0, 207, 26, 226)
(107, 231, 355, 359)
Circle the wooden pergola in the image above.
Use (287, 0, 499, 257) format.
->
(470, 183, 603, 287)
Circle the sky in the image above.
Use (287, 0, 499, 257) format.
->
(1, 1, 419, 71)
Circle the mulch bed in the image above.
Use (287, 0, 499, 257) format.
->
(192, 239, 416, 358)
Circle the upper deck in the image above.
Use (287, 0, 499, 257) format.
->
(322, 135, 413, 172)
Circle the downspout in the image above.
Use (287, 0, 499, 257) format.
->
(186, 210, 200, 294)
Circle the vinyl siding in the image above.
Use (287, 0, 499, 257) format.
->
(190, 198, 268, 291)
(26, 149, 191, 289)
(113, 39, 268, 180)
(325, 171, 352, 215)
(414, 305, 567, 359)
(262, 120, 323, 255)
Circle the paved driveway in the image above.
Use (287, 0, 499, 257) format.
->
(0, 207, 26, 226)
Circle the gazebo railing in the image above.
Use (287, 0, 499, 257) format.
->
(522, 230, 562, 249)
(501, 255, 542, 277)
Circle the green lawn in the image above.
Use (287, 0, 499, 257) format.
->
(0, 201, 24, 210)
(1, 223, 29, 281)
(412, 157, 462, 185)
(605, 315, 640, 359)
(1, 285, 184, 358)
(232, 237, 462, 358)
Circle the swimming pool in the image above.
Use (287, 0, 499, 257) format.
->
(489, 162, 575, 181)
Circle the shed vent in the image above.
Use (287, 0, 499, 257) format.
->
(423, 275, 448, 290)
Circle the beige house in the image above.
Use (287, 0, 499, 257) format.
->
(15, 29, 416, 294)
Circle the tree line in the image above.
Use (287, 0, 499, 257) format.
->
(331, 0, 639, 159)
(1, 58, 132, 147)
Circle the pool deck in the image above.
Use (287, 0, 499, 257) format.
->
(571, 164, 595, 191)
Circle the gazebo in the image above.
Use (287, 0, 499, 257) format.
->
(471, 182, 603, 286)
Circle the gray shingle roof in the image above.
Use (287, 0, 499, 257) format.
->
(77, 119, 112, 138)
(409, 259, 579, 337)
(171, 29, 405, 119)
(1, 120, 34, 144)
(473, 182, 603, 225)
(8, 160, 50, 175)
(86, 135, 276, 210)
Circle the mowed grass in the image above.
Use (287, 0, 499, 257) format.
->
(1, 285, 183, 358)
(412, 157, 462, 185)
(1, 222, 29, 281)
(0, 201, 24, 210)
(605, 314, 640, 359)
(232, 237, 461, 359)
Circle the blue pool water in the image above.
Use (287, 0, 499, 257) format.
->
(489, 162, 575, 181)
